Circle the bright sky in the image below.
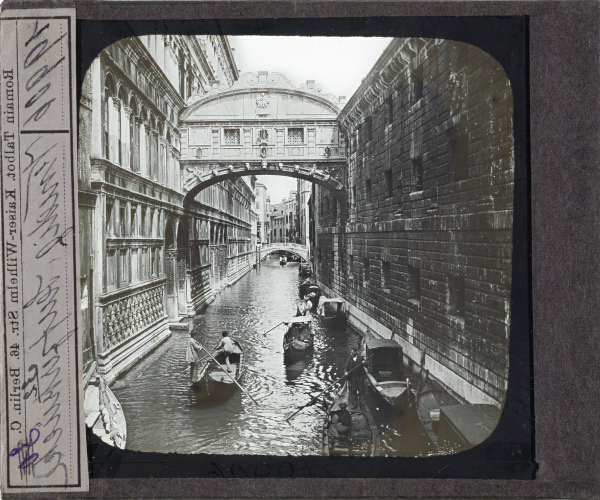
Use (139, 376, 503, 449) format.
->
(228, 36, 393, 204)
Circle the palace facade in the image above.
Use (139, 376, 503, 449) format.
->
(78, 27, 253, 387)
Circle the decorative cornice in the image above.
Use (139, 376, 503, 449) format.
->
(338, 38, 431, 131)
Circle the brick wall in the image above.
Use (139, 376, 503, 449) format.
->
(318, 39, 520, 416)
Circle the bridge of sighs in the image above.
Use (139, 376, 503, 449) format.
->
(165, 71, 348, 320)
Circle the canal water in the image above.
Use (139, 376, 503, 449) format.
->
(112, 256, 437, 457)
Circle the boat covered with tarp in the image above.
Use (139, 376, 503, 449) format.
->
(317, 298, 349, 328)
(283, 316, 314, 359)
(361, 337, 415, 413)
(298, 262, 313, 277)
(299, 280, 321, 311)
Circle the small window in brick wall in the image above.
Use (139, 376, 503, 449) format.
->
(366, 179, 372, 202)
(411, 157, 424, 191)
(365, 116, 373, 142)
(332, 198, 338, 220)
(382, 260, 391, 290)
(385, 169, 393, 198)
(411, 65, 424, 104)
(363, 257, 370, 285)
(352, 185, 357, 206)
(409, 267, 421, 303)
(447, 274, 466, 319)
(452, 126, 469, 182)
(385, 95, 393, 126)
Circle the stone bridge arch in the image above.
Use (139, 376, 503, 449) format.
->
(260, 242, 310, 262)
(181, 162, 347, 220)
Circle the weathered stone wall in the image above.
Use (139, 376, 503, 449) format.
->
(318, 39, 517, 415)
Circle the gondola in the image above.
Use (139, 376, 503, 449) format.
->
(361, 337, 416, 414)
(298, 262, 313, 278)
(279, 255, 287, 266)
(191, 339, 244, 397)
(283, 316, 314, 359)
(298, 280, 321, 311)
(87, 373, 127, 449)
(322, 382, 380, 456)
(317, 298, 349, 328)
(415, 369, 459, 450)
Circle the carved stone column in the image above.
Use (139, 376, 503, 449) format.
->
(122, 106, 132, 170)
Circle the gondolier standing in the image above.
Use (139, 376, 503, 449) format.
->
(345, 343, 366, 409)
(215, 331, 235, 372)
(186, 332, 204, 383)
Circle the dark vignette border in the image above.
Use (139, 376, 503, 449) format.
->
(77, 16, 532, 480)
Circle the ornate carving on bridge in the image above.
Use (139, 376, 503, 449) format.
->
(256, 93, 270, 110)
(182, 162, 346, 195)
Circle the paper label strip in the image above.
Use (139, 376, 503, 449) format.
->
(1, 8, 88, 492)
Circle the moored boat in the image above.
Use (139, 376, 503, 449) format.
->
(416, 369, 459, 450)
(317, 298, 349, 328)
(85, 371, 127, 449)
(283, 316, 314, 359)
(298, 280, 321, 311)
(192, 339, 244, 397)
(361, 337, 416, 414)
(298, 262, 313, 277)
(322, 382, 380, 456)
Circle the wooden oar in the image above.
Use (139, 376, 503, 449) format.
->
(285, 354, 374, 422)
(262, 321, 284, 336)
(199, 344, 259, 406)
(181, 341, 215, 378)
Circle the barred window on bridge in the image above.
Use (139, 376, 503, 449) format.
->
(288, 128, 304, 145)
(224, 128, 241, 145)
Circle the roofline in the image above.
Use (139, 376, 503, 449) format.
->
(220, 34, 240, 80)
(180, 86, 341, 121)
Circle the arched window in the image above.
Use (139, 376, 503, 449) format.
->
(103, 74, 115, 159)
(129, 97, 138, 172)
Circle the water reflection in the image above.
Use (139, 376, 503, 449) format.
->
(111, 256, 440, 456)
